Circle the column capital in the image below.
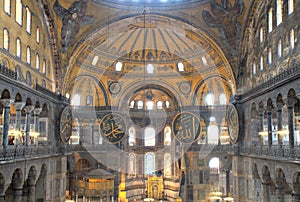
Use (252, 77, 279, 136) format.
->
(276, 101, 284, 110)
(0, 99, 13, 107)
(13, 102, 25, 110)
(287, 97, 296, 108)
(24, 105, 35, 113)
(258, 107, 265, 115)
(33, 108, 42, 115)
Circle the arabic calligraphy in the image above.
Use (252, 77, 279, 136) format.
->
(226, 104, 239, 144)
(172, 112, 201, 143)
(100, 113, 126, 144)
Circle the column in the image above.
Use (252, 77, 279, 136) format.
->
(13, 102, 25, 145)
(287, 98, 295, 149)
(267, 107, 273, 147)
(33, 108, 42, 145)
(27, 178, 36, 202)
(225, 170, 230, 197)
(277, 102, 283, 147)
(262, 182, 270, 202)
(275, 186, 285, 202)
(258, 108, 265, 146)
(24, 105, 34, 147)
(1, 99, 13, 149)
(13, 188, 23, 202)
(0, 192, 5, 202)
(91, 124, 95, 145)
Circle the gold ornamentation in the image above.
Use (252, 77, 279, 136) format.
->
(226, 103, 239, 144)
(60, 107, 73, 144)
(100, 113, 126, 144)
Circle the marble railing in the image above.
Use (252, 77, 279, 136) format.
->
(0, 64, 17, 80)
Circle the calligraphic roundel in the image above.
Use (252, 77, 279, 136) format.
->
(172, 112, 201, 144)
(60, 106, 73, 144)
(226, 103, 239, 144)
(100, 113, 126, 144)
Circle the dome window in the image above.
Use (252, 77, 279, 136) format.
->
(115, 61, 123, 71)
(177, 62, 184, 72)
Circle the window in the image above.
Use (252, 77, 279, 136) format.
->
(36, 53, 40, 70)
(206, 93, 214, 106)
(146, 101, 154, 110)
(252, 63, 256, 75)
(276, 0, 283, 26)
(290, 29, 295, 50)
(146, 64, 154, 74)
(129, 100, 135, 109)
(157, 101, 163, 109)
(165, 101, 170, 108)
(202, 56, 208, 66)
(207, 122, 219, 144)
(26, 7, 31, 33)
(4, 0, 11, 15)
(16, 0, 22, 25)
(42, 60, 46, 74)
(16, 38, 21, 57)
(164, 153, 172, 177)
(115, 61, 123, 71)
(164, 126, 171, 145)
(36, 27, 40, 43)
(72, 94, 81, 106)
(26, 46, 31, 64)
(92, 56, 98, 65)
(268, 47, 272, 65)
(260, 56, 264, 71)
(144, 127, 155, 146)
(177, 62, 184, 72)
(128, 153, 136, 176)
(128, 127, 136, 146)
(268, 8, 273, 33)
(144, 152, 155, 175)
(259, 27, 264, 43)
(219, 93, 226, 105)
(288, 0, 294, 15)
(3, 29, 9, 50)
(86, 95, 93, 106)
(137, 100, 143, 109)
(278, 39, 282, 58)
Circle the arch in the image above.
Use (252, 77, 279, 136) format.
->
(36, 164, 47, 201)
(144, 127, 156, 146)
(1, 89, 10, 99)
(76, 158, 90, 171)
(145, 152, 155, 176)
(15, 93, 22, 102)
(128, 153, 136, 176)
(164, 153, 172, 177)
(261, 165, 271, 183)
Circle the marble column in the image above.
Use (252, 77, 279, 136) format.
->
(277, 102, 283, 147)
(33, 108, 42, 145)
(267, 108, 273, 147)
(275, 186, 285, 202)
(262, 182, 270, 202)
(24, 105, 34, 147)
(13, 188, 23, 202)
(1, 99, 13, 149)
(287, 99, 295, 149)
(226, 170, 230, 197)
(13, 102, 25, 145)
(27, 184, 36, 202)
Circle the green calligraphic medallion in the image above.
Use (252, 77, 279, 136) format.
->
(172, 112, 201, 144)
(60, 106, 73, 144)
(100, 113, 126, 144)
(226, 103, 239, 144)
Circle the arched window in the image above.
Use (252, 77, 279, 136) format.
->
(137, 100, 143, 109)
(26, 7, 31, 33)
(144, 152, 155, 175)
(157, 101, 163, 109)
(36, 27, 40, 43)
(16, 0, 22, 25)
(268, 47, 272, 65)
(146, 64, 154, 74)
(177, 62, 184, 72)
(206, 93, 214, 106)
(219, 93, 226, 105)
(164, 153, 172, 177)
(252, 63, 256, 75)
(86, 95, 93, 106)
(202, 56, 208, 66)
(278, 39, 282, 58)
(209, 157, 220, 174)
(207, 117, 219, 144)
(115, 61, 123, 71)
(164, 126, 171, 145)
(129, 100, 135, 109)
(72, 94, 81, 106)
(144, 127, 155, 146)
(146, 101, 154, 110)
(165, 101, 170, 108)
(16, 38, 21, 58)
(3, 29, 9, 50)
(4, 0, 11, 15)
(290, 29, 295, 50)
(259, 27, 264, 43)
(128, 153, 136, 176)
(92, 56, 99, 65)
(268, 8, 273, 33)
(260, 56, 264, 71)
(36, 53, 40, 70)
(128, 127, 136, 146)
(288, 0, 294, 15)
(276, 0, 283, 26)
(42, 60, 46, 74)
(26, 46, 31, 64)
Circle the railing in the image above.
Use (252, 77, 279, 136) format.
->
(36, 84, 69, 102)
(0, 145, 57, 161)
(0, 64, 17, 80)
